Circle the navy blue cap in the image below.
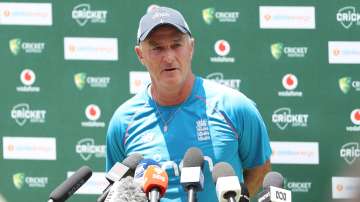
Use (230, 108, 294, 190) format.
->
(137, 6, 192, 44)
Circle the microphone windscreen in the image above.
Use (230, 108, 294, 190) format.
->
(122, 153, 144, 170)
(212, 162, 235, 183)
(263, 171, 284, 188)
(49, 166, 92, 201)
(106, 176, 147, 202)
(182, 147, 204, 167)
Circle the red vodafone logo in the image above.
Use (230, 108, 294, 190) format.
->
(282, 73, 298, 90)
(20, 69, 36, 86)
(350, 109, 360, 125)
(214, 40, 230, 56)
(85, 104, 101, 121)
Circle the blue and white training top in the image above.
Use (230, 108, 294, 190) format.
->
(106, 76, 272, 202)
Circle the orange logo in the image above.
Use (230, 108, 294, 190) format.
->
(4, 10, 10, 17)
(264, 14, 271, 21)
(336, 184, 343, 192)
(7, 144, 14, 152)
(333, 49, 340, 56)
(69, 45, 76, 52)
(134, 79, 141, 87)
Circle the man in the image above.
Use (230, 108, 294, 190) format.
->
(106, 6, 272, 201)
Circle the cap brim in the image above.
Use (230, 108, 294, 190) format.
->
(138, 22, 189, 43)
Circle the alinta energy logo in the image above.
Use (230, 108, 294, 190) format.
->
(11, 103, 46, 126)
(76, 138, 105, 161)
(74, 72, 110, 90)
(336, 6, 360, 29)
(210, 40, 235, 63)
(81, 104, 105, 127)
(278, 73, 303, 97)
(339, 77, 360, 94)
(340, 142, 360, 165)
(202, 8, 239, 25)
(346, 109, 360, 132)
(0, 3, 52, 26)
(271, 42, 308, 60)
(72, 4, 107, 26)
(272, 107, 309, 130)
(16, 69, 40, 93)
(206, 72, 241, 90)
(13, 173, 48, 189)
(9, 38, 45, 55)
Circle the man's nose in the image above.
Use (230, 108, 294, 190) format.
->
(163, 49, 175, 63)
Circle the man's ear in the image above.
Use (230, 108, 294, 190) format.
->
(189, 38, 195, 59)
(134, 45, 144, 65)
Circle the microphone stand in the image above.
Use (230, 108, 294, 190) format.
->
(224, 191, 237, 202)
(187, 185, 197, 202)
(148, 188, 160, 202)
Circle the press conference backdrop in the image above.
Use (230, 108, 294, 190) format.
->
(0, 0, 359, 201)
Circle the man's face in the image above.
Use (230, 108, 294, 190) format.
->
(135, 25, 194, 90)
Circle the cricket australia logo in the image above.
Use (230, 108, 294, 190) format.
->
(76, 138, 105, 161)
(340, 142, 360, 165)
(196, 119, 210, 141)
(336, 6, 360, 29)
(72, 4, 107, 26)
(272, 108, 309, 130)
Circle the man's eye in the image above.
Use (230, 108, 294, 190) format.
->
(152, 47, 162, 51)
(173, 43, 181, 48)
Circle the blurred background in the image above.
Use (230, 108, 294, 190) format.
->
(0, 0, 359, 201)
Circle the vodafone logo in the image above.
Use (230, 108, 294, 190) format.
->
(20, 69, 35, 86)
(350, 109, 360, 125)
(282, 74, 298, 90)
(278, 73, 302, 97)
(214, 40, 230, 56)
(82, 104, 105, 127)
(211, 40, 235, 63)
(85, 104, 100, 121)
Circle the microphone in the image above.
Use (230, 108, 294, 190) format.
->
(106, 153, 143, 183)
(180, 147, 204, 202)
(48, 166, 92, 202)
(142, 165, 169, 202)
(257, 171, 291, 202)
(134, 158, 160, 185)
(212, 162, 241, 202)
(239, 183, 250, 202)
(98, 153, 143, 202)
(103, 176, 147, 202)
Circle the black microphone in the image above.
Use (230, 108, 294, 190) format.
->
(180, 147, 204, 202)
(239, 183, 249, 202)
(48, 166, 92, 202)
(106, 153, 144, 183)
(257, 171, 291, 202)
(212, 162, 241, 202)
(104, 176, 147, 202)
(98, 153, 143, 202)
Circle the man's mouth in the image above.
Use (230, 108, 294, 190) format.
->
(164, 68, 177, 71)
